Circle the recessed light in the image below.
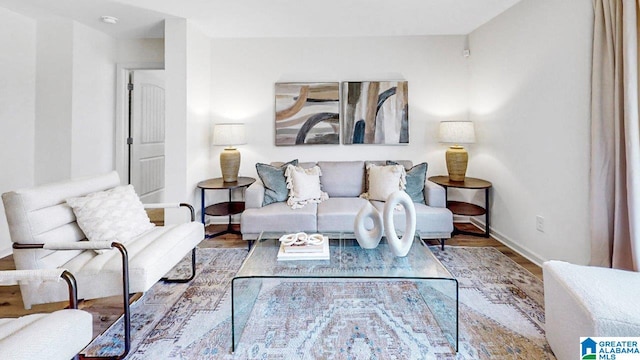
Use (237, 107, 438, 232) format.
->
(101, 16, 119, 24)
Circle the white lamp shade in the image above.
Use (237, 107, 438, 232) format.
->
(213, 123, 246, 146)
(438, 121, 476, 144)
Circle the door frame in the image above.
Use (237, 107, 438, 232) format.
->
(115, 63, 164, 185)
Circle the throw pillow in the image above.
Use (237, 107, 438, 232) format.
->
(256, 159, 298, 206)
(284, 165, 329, 209)
(360, 164, 406, 202)
(66, 185, 155, 254)
(387, 161, 428, 204)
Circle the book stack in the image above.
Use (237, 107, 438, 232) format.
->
(277, 235, 330, 261)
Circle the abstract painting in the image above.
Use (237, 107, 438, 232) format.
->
(342, 81, 409, 145)
(274, 82, 340, 145)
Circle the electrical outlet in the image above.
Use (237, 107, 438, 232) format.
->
(536, 216, 544, 232)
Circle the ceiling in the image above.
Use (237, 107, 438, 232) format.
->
(0, 0, 523, 39)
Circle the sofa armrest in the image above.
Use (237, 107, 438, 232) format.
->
(0, 269, 80, 309)
(245, 180, 265, 209)
(144, 203, 195, 221)
(424, 181, 446, 208)
(0, 269, 67, 285)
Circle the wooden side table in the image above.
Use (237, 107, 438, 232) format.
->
(197, 177, 256, 238)
(428, 176, 492, 238)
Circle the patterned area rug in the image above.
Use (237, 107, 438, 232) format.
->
(84, 246, 555, 359)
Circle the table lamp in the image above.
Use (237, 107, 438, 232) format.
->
(213, 123, 246, 182)
(438, 121, 476, 181)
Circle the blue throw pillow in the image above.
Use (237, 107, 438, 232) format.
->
(256, 159, 299, 206)
(387, 161, 428, 204)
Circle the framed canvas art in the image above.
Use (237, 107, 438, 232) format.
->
(274, 82, 340, 146)
(342, 81, 409, 145)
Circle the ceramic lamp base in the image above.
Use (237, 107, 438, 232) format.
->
(445, 145, 468, 182)
(220, 148, 240, 183)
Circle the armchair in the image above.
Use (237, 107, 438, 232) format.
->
(2, 171, 204, 359)
(0, 269, 92, 360)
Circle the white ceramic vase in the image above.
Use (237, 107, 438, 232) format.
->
(354, 202, 383, 249)
(383, 191, 416, 257)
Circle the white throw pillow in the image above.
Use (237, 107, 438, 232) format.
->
(66, 185, 155, 254)
(284, 165, 329, 209)
(361, 164, 407, 201)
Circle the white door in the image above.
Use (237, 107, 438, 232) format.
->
(130, 70, 165, 203)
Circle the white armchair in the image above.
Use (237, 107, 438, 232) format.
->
(2, 171, 204, 358)
(0, 269, 92, 360)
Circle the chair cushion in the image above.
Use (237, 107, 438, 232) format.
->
(66, 185, 154, 254)
(0, 309, 92, 359)
(256, 159, 298, 206)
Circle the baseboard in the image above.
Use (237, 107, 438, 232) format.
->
(0, 247, 12, 259)
(469, 218, 547, 268)
(205, 219, 240, 226)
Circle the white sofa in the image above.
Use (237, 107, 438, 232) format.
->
(241, 160, 453, 244)
(2, 171, 204, 309)
(543, 261, 640, 360)
(2, 171, 204, 357)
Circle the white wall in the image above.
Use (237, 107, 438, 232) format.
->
(0, 8, 36, 256)
(71, 22, 117, 178)
(116, 38, 165, 64)
(35, 17, 73, 185)
(1, 13, 118, 255)
(210, 36, 469, 181)
(164, 19, 189, 223)
(186, 23, 213, 217)
(164, 20, 213, 223)
(468, 0, 593, 265)
(35, 18, 118, 184)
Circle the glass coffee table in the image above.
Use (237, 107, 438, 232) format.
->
(231, 232, 458, 352)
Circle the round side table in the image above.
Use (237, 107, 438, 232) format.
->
(197, 177, 256, 238)
(428, 175, 492, 238)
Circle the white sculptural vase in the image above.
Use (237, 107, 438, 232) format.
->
(383, 191, 416, 257)
(354, 191, 417, 256)
(354, 202, 383, 249)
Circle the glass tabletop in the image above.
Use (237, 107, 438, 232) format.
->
(236, 232, 454, 280)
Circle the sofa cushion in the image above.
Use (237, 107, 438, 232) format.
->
(285, 165, 329, 209)
(371, 201, 453, 235)
(241, 202, 318, 235)
(317, 161, 365, 197)
(0, 309, 92, 360)
(388, 161, 428, 204)
(362, 164, 406, 201)
(366, 160, 413, 169)
(317, 197, 370, 232)
(65, 185, 154, 254)
(256, 159, 298, 206)
(50, 222, 204, 299)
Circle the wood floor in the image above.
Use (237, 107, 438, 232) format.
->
(0, 222, 542, 339)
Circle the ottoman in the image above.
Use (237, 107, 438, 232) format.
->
(543, 260, 640, 360)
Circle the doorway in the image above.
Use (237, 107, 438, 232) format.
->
(128, 70, 166, 203)
(115, 65, 165, 204)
